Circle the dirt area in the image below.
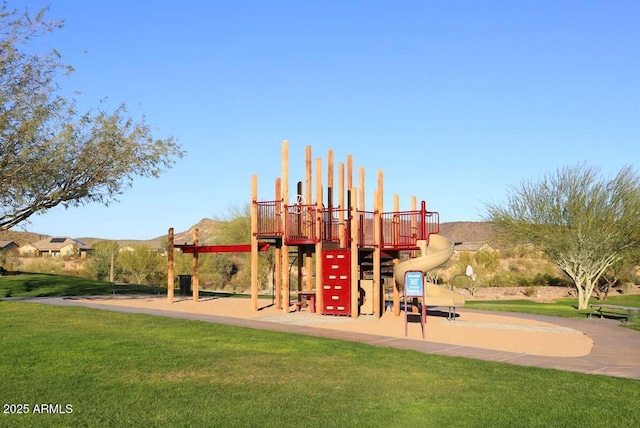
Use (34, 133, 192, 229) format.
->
(76, 294, 594, 358)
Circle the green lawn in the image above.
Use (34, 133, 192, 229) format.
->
(466, 294, 640, 330)
(1, 301, 639, 427)
(0, 272, 161, 298)
(0, 272, 244, 300)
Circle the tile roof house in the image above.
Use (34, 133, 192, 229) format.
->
(0, 240, 19, 251)
(18, 237, 91, 258)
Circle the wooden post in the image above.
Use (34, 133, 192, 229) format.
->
(347, 155, 353, 189)
(305, 146, 313, 291)
(393, 193, 401, 316)
(315, 156, 323, 314)
(359, 166, 365, 214)
(377, 169, 385, 316)
(327, 149, 334, 243)
(109, 252, 115, 283)
(281, 140, 290, 313)
(410, 196, 419, 311)
(373, 189, 381, 318)
(167, 227, 174, 304)
(192, 228, 199, 302)
(251, 175, 259, 311)
(350, 187, 359, 319)
(377, 169, 384, 213)
(305, 146, 312, 202)
(296, 181, 304, 294)
(274, 178, 282, 310)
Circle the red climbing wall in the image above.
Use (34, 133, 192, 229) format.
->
(322, 249, 351, 316)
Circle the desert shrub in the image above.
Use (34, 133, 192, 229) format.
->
(24, 258, 65, 275)
(619, 282, 636, 295)
(487, 270, 573, 288)
(487, 271, 530, 287)
(485, 271, 511, 287)
(84, 240, 120, 281)
(514, 274, 533, 287)
(0, 250, 20, 271)
(532, 273, 573, 287)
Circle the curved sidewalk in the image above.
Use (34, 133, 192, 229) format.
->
(22, 297, 640, 380)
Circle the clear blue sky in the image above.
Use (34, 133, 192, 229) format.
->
(12, 0, 640, 240)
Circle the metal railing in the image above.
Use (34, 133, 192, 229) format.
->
(284, 204, 318, 244)
(255, 200, 282, 237)
(255, 199, 440, 249)
(320, 207, 347, 244)
(380, 202, 439, 250)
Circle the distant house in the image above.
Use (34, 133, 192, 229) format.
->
(18, 237, 91, 258)
(0, 240, 19, 251)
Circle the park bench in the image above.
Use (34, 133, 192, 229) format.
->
(588, 304, 640, 324)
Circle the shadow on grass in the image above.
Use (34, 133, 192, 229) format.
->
(1, 272, 166, 298)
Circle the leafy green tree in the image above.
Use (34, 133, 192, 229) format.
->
(84, 240, 120, 281)
(173, 250, 236, 289)
(486, 164, 640, 310)
(213, 204, 252, 244)
(172, 251, 192, 277)
(214, 204, 274, 290)
(209, 254, 238, 286)
(0, 4, 183, 230)
(118, 244, 164, 285)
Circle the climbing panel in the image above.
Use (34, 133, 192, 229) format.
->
(321, 249, 351, 316)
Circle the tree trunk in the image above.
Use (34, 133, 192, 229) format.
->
(576, 281, 597, 310)
(576, 287, 587, 310)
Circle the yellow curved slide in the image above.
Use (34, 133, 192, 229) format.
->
(393, 234, 466, 308)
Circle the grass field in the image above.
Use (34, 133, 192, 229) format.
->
(466, 295, 640, 331)
(1, 301, 639, 427)
(0, 272, 160, 298)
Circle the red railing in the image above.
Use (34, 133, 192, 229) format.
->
(255, 200, 282, 237)
(284, 204, 318, 244)
(256, 199, 439, 249)
(380, 202, 439, 250)
(320, 207, 347, 244)
(355, 210, 376, 247)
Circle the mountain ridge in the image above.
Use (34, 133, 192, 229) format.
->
(1, 219, 497, 249)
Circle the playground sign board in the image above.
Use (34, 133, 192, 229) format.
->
(404, 271, 425, 297)
(404, 270, 427, 339)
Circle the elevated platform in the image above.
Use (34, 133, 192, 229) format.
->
(254, 201, 440, 251)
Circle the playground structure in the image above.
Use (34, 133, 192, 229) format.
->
(167, 141, 464, 319)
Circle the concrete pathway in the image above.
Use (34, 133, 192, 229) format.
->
(18, 297, 640, 380)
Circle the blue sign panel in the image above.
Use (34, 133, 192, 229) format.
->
(404, 271, 424, 297)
